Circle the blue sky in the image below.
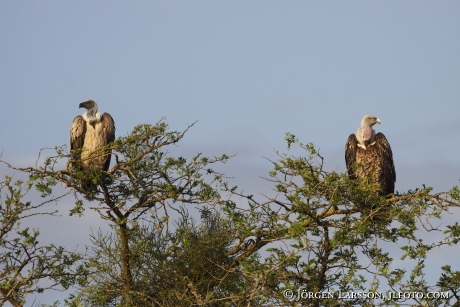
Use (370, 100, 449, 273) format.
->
(1, 1, 460, 305)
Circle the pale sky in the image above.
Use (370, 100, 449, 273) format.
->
(1, 1, 459, 305)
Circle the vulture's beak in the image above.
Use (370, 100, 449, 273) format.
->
(79, 102, 85, 108)
(376, 118, 381, 124)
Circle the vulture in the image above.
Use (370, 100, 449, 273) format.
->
(70, 99, 115, 172)
(345, 115, 395, 196)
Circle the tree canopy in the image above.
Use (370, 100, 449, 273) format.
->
(1, 121, 459, 307)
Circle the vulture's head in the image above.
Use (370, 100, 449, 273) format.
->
(79, 99, 98, 111)
(361, 115, 381, 127)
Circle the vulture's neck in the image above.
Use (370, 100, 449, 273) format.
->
(357, 126, 376, 149)
(83, 109, 102, 127)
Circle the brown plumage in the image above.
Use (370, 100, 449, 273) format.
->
(345, 115, 396, 196)
(70, 99, 115, 172)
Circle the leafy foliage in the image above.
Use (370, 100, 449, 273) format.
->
(68, 208, 257, 306)
(219, 134, 460, 306)
(0, 176, 84, 307)
(1, 122, 459, 307)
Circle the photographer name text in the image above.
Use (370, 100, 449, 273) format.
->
(282, 289, 450, 301)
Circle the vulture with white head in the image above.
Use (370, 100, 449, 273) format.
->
(345, 115, 395, 196)
(70, 99, 115, 171)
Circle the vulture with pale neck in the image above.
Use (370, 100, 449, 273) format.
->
(345, 115, 395, 196)
(70, 99, 115, 171)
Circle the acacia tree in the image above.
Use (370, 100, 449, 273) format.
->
(216, 133, 460, 307)
(6, 120, 233, 306)
(5, 122, 460, 307)
(0, 175, 84, 307)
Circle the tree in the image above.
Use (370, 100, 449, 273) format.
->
(0, 175, 84, 307)
(216, 133, 460, 306)
(5, 122, 460, 307)
(6, 120, 232, 306)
